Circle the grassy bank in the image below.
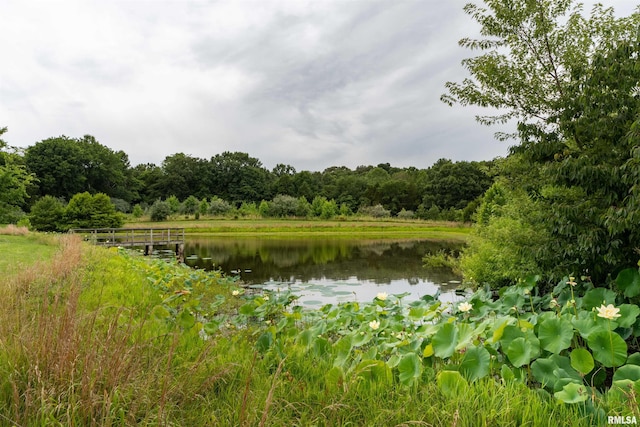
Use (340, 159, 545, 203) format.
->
(126, 217, 471, 240)
(0, 229, 627, 426)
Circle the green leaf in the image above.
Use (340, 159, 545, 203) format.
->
(587, 330, 628, 367)
(612, 364, 640, 382)
(333, 336, 353, 368)
(459, 346, 490, 382)
(531, 358, 559, 389)
(572, 313, 604, 339)
(437, 370, 468, 398)
(256, 331, 273, 353)
(151, 304, 170, 320)
(506, 337, 533, 367)
(397, 353, 423, 386)
(570, 348, 594, 375)
(554, 382, 588, 404)
(325, 366, 344, 390)
(356, 359, 393, 384)
(538, 317, 573, 354)
(432, 323, 458, 359)
(616, 268, 640, 298)
(582, 288, 616, 310)
(500, 364, 515, 383)
(617, 304, 640, 328)
(177, 309, 195, 329)
(627, 353, 640, 366)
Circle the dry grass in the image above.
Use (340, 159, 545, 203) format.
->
(0, 224, 30, 236)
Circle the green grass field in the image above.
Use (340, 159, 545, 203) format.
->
(127, 217, 472, 239)
(0, 233, 58, 276)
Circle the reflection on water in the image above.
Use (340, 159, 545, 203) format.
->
(183, 236, 465, 304)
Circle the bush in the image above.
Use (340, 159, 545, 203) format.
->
(269, 194, 299, 217)
(208, 197, 233, 216)
(29, 196, 66, 232)
(132, 204, 144, 218)
(181, 195, 199, 215)
(149, 200, 172, 222)
(65, 192, 124, 230)
(166, 195, 181, 214)
(397, 209, 415, 219)
(358, 204, 391, 218)
(110, 197, 131, 213)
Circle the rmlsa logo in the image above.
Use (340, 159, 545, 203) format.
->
(609, 416, 638, 425)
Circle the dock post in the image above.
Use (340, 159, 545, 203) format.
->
(176, 243, 184, 262)
(145, 245, 153, 256)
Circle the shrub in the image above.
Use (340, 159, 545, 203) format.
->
(269, 194, 299, 217)
(358, 204, 391, 218)
(181, 195, 199, 215)
(208, 197, 233, 216)
(132, 204, 144, 218)
(397, 209, 415, 219)
(149, 200, 172, 222)
(29, 196, 66, 232)
(166, 195, 181, 214)
(110, 197, 131, 213)
(65, 192, 123, 230)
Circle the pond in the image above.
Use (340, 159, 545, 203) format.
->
(181, 236, 466, 307)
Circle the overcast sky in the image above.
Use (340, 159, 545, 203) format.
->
(0, 1, 636, 171)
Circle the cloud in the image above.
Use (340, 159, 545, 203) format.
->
(0, 0, 631, 171)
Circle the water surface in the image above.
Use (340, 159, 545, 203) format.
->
(182, 236, 465, 305)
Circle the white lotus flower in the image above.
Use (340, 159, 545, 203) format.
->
(458, 302, 473, 313)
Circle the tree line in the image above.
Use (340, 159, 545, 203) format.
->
(0, 132, 495, 227)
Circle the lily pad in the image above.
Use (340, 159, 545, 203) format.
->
(588, 330, 628, 367)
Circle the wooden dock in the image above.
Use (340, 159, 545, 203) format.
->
(70, 227, 185, 259)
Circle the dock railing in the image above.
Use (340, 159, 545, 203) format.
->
(69, 227, 185, 258)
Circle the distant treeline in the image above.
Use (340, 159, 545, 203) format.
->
(5, 134, 495, 222)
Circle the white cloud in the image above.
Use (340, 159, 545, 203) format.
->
(0, 0, 635, 170)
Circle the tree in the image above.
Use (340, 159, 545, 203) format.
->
(208, 152, 272, 204)
(149, 200, 171, 222)
(442, 1, 638, 136)
(64, 192, 123, 230)
(0, 127, 36, 223)
(29, 196, 66, 231)
(181, 195, 200, 215)
(24, 135, 134, 201)
(446, 0, 640, 283)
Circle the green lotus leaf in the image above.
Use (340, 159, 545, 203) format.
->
(500, 364, 515, 382)
(397, 353, 423, 386)
(432, 322, 458, 359)
(538, 317, 573, 354)
(356, 359, 393, 384)
(531, 358, 558, 389)
(500, 325, 525, 351)
(617, 304, 640, 328)
(437, 370, 468, 398)
(177, 309, 196, 330)
(554, 382, 588, 404)
(570, 348, 595, 375)
(572, 312, 604, 339)
(613, 364, 640, 382)
(627, 353, 640, 366)
(587, 330, 628, 367)
(325, 366, 345, 390)
(582, 287, 617, 310)
(256, 331, 273, 353)
(507, 337, 533, 367)
(460, 346, 490, 382)
(333, 336, 353, 368)
(616, 268, 640, 298)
